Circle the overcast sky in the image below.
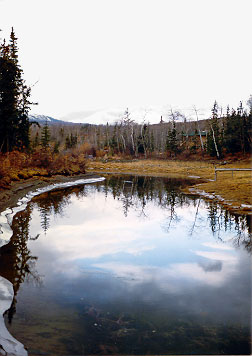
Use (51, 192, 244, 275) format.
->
(0, 0, 251, 123)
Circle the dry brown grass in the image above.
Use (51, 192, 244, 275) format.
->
(87, 158, 252, 210)
(87, 159, 213, 177)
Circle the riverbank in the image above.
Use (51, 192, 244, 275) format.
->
(86, 158, 252, 215)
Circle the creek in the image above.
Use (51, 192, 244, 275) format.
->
(1, 175, 251, 355)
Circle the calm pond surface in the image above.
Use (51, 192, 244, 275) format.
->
(1, 175, 251, 355)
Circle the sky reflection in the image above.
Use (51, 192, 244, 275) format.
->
(5, 176, 251, 355)
(25, 181, 250, 314)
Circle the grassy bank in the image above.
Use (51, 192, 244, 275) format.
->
(86, 158, 252, 214)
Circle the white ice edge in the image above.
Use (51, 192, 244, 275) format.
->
(189, 188, 216, 200)
(0, 277, 28, 356)
(0, 176, 105, 356)
(0, 177, 105, 248)
(189, 188, 252, 210)
(241, 204, 252, 209)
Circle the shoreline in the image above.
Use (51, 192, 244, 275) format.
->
(0, 165, 251, 218)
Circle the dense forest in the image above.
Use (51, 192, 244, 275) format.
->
(0, 29, 251, 185)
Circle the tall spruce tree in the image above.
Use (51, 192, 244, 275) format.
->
(41, 120, 51, 149)
(223, 106, 240, 154)
(0, 28, 32, 152)
(166, 119, 178, 156)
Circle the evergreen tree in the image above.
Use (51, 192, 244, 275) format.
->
(65, 135, 71, 150)
(33, 132, 40, 149)
(223, 102, 252, 154)
(137, 124, 149, 156)
(0, 28, 32, 152)
(41, 120, 51, 149)
(109, 124, 118, 154)
(166, 120, 178, 156)
(65, 132, 78, 149)
(53, 141, 60, 154)
(223, 106, 238, 154)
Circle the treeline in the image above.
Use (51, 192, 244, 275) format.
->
(206, 101, 252, 158)
(29, 100, 252, 160)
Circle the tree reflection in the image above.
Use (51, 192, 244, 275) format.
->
(207, 204, 252, 252)
(101, 175, 251, 253)
(0, 205, 41, 324)
(32, 189, 73, 234)
(102, 175, 191, 223)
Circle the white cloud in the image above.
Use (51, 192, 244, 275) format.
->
(92, 259, 238, 289)
(202, 242, 234, 251)
(194, 250, 237, 262)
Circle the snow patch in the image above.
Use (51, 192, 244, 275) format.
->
(0, 277, 28, 355)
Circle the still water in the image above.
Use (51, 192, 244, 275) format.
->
(1, 175, 251, 355)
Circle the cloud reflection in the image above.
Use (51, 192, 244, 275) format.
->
(28, 186, 242, 294)
(194, 250, 237, 262)
(198, 260, 223, 272)
(93, 257, 237, 290)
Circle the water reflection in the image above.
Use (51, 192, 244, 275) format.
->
(0, 205, 41, 325)
(34, 175, 251, 247)
(0, 175, 251, 355)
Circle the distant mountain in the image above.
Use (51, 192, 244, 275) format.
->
(61, 106, 209, 125)
(62, 107, 168, 125)
(28, 114, 80, 126)
(29, 106, 209, 127)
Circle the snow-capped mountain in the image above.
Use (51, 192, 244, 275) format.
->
(61, 105, 208, 125)
(80, 107, 166, 125)
(29, 106, 209, 127)
(28, 114, 78, 125)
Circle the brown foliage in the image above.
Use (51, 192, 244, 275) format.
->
(0, 149, 86, 188)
